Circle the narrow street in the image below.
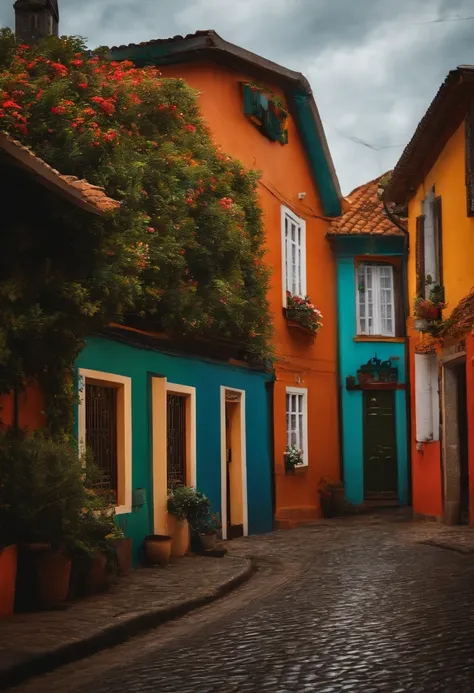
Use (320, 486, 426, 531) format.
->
(11, 513, 474, 693)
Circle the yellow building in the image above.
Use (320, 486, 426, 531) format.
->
(387, 65, 474, 526)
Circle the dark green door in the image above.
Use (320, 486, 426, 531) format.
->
(363, 390, 398, 498)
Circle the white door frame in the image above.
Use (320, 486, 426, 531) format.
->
(220, 386, 248, 540)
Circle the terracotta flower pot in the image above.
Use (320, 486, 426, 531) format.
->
(144, 535, 171, 566)
(84, 551, 109, 593)
(199, 533, 217, 551)
(0, 545, 17, 618)
(36, 549, 71, 607)
(110, 538, 133, 576)
(167, 515, 190, 557)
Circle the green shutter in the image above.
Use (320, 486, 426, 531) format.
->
(243, 84, 260, 117)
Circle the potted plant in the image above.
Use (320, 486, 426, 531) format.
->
(167, 486, 211, 557)
(0, 542, 17, 618)
(193, 513, 221, 551)
(318, 477, 338, 518)
(143, 534, 172, 566)
(286, 291, 323, 336)
(284, 445, 304, 473)
(0, 430, 88, 609)
(414, 277, 445, 330)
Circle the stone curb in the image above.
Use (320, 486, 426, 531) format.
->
(419, 539, 474, 555)
(0, 558, 254, 691)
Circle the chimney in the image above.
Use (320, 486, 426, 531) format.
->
(14, 0, 59, 43)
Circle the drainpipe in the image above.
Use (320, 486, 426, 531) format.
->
(383, 199, 413, 505)
(265, 376, 276, 523)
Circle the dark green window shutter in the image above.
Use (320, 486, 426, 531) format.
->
(243, 84, 260, 117)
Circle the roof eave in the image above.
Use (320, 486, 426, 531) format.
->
(112, 32, 342, 217)
(387, 66, 474, 205)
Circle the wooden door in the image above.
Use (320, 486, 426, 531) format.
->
(363, 390, 398, 498)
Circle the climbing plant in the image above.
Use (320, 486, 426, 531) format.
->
(0, 31, 272, 431)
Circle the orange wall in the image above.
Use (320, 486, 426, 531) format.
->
(160, 62, 340, 520)
(0, 383, 45, 431)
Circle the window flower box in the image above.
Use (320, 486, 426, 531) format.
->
(285, 292, 322, 337)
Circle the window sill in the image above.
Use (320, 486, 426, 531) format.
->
(353, 336, 405, 343)
(285, 464, 308, 475)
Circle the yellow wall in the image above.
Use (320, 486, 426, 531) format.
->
(408, 121, 474, 317)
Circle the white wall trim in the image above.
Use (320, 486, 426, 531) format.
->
(77, 368, 132, 515)
(166, 382, 197, 487)
(285, 386, 309, 467)
(220, 386, 248, 540)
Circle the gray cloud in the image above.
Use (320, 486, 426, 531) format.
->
(1, 0, 474, 193)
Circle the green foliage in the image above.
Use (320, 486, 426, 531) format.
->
(0, 429, 124, 560)
(167, 485, 211, 526)
(284, 444, 304, 470)
(0, 32, 272, 431)
(0, 430, 86, 546)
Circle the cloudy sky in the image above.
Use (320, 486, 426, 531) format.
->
(2, 0, 474, 194)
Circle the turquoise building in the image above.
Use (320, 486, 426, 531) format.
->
(328, 175, 409, 507)
(75, 327, 273, 564)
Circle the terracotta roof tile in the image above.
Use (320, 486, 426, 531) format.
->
(442, 288, 474, 339)
(328, 173, 406, 237)
(0, 133, 120, 215)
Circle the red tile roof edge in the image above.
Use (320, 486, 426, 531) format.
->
(0, 133, 120, 215)
(327, 172, 406, 237)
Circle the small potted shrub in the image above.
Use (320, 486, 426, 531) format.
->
(194, 513, 221, 552)
(284, 445, 304, 474)
(74, 488, 122, 594)
(0, 431, 87, 609)
(167, 486, 211, 557)
(318, 477, 342, 518)
(414, 278, 445, 331)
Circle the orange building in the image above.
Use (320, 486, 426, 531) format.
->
(388, 66, 474, 525)
(113, 31, 345, 526)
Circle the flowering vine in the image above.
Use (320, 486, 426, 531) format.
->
(0, 31, 273, 430)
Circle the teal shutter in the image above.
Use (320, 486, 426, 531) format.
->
(243, 84, 260, 117)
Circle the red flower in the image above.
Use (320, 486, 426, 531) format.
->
(184, 124, 196, 133)
(78, 82, 88, 90)
(50, 62, 68, 76)
(71, 59, 84, 67)
(51, 105, 66, 115)
(2, 100, 21, 110)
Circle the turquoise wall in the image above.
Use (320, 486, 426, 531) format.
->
(335, 240, 408, 506)
(76, 336, 273, 564)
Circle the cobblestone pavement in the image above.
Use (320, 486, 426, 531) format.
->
(11, 512, 474, 692)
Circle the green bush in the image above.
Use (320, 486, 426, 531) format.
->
(0, 430, 86, 547)
(167, 485, 211, 527)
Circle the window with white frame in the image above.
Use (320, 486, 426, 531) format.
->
(282, 206, 306, 303)
(286, 387, 308, 466)
(415, 353, 439, 442)
(356, 263, 395, 336)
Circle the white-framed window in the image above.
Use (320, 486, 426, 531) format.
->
(415, 353, 440, 442)
(356, 263, 395, 336)
(77, 369, 132, 514)
(285, 387, 308, 466)
(281, 206, 306, 304)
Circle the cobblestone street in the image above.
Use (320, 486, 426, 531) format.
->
(11, 512, 474, 692)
